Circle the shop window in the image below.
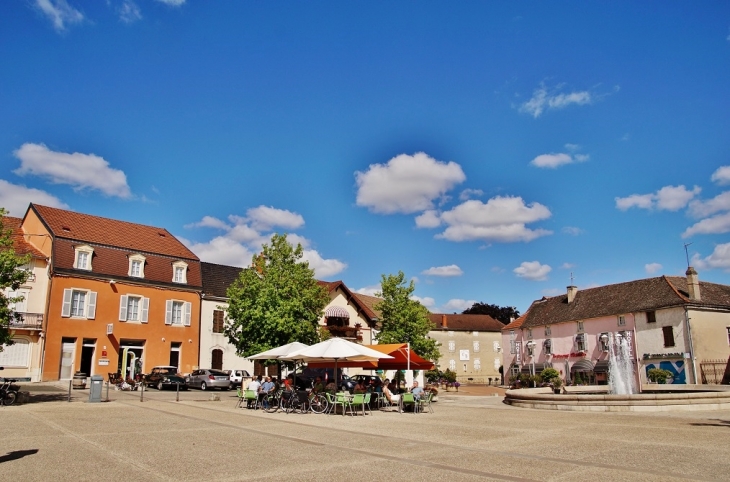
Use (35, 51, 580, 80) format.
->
(213, 310, 225, 333)
(662, 326, 675, 347)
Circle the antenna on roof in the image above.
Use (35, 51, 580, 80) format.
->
(684, 242, 693, 268)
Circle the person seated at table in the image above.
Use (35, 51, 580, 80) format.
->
(410, 381, 424, 400)
(260, 376, 275, 408)
(382, 379, 400, 405)
(353, 381, 366, 394)
(373, 379, 383, 393)
(284, 375, 293, 391)
(387, 379, 397, 394)
(246, 377, 261, 409)
(312, 376, 325, 394)
(324, 380, 336, 393)
(272, 376, 280, 392)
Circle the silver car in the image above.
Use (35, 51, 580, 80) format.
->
(186, 369, 230, 390)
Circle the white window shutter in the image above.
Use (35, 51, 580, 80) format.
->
(61, 289, 72, 317)
(119, 295, 128, 321)
(165, 300, 173, 325)
(87, 291, 97, 319)
(184, 302, 192, 326)
(141, 297, 149, 323)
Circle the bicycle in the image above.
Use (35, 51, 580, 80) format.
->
(0, 378, 20, 406)
(262, 389, 284, 413)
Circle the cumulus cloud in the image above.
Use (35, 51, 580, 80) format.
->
(0, 179, 69, 216)
(355, 285, 381, 297)
(184, 206, 346, 278)
(615, 185, 700, 212)
(119, 0, 142, 23)
(421, 265, 463, 277)
(514, 261, 552, 281)
(560, 263, 575, 270)
(355, 152, 465, 214)
(13, 143, 131, 198)
(459, 188, 483, 201)
(711, 166, 730, 185)
(562, 226, 584, 236)
(683, 212, 730, 238)
(692, 243, 730, 271)
(434, 197, 552, 243)
(531, 152, 589, 169)
(645, 263, 663, 274)
(441, 298, 476, 313)
(410, 295, 436, 309)
(34, 0, 84, 32)
(156, 0, 185, 5)
(688, 192, 730, 219)
(414, 210, 441, 228)
(519, 84, 592, 118)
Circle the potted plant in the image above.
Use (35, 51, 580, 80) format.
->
(454, 381, 460, 392)
(551, 377, 563, 394)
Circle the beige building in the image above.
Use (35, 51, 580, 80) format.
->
(429, 313, 504, 384)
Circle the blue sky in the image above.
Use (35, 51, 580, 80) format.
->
(2, 1, 730, 314)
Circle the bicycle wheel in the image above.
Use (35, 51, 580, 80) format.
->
(263, 394, 279, 413)
(309, 394, 327, 414)
(2, 390, 17, 406)
(284, 396, 299, 414)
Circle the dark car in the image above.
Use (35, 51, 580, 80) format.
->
(294, 368, 355, 391)
(145, 366, 188, 390)
(350, 374, 381, 388)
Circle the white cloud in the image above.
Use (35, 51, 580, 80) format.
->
(184, 216, 230, 230)
(34, 0, 84, 32)
(645, 263, 662, 274)
(564, 143, 580, 152)
(683, 212, 730, 238)
(0, 179, 68, 216)
(119, 0, 142, 23)
(411, 295, 436, 309)
(441, 298, 475, 313)
(711, 166, 730, 185)
(13, 143, 131, 198)
(560, 263, 575, 270)
(435, 197, 552, 243)
(246, 205, 305, 231)
(562, 226, 584, 236)
(688, 191, 730, 218)
(513, 261, 552, 281)
(355, 285, 381, 296)
(414, 210, 441, 228)
(519, 84, 592, 118)
(459, 188, 483, 201)
(156, 0, 185, 5)
(615, 185, 700, 212)
(530, 152, 589, 169)
(421, 265, 463, 277)
(301, 249, 347, 278)
(355, 152, 466, 214)
(180, 236, 254, 268)
(692, 243, 730, 271)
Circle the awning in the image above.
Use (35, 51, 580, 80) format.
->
(324, 306, 349, 318)
(594, 360, 610, 373)
(570, 359, 594, 373)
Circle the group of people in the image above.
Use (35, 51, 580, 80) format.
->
(245, 375, 281, 408)
(382, 380, 424, 405)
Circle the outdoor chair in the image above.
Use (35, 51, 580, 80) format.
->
(244, 389, 259, 409)
(334, 392, 349, 416)
(235, 387, 244, 408)
(400, 392, 417, 413)
(324, 392, 337, 414)
(363, 392, 372, 415)
(348, 393, 366, 416)
(417, 391, 433, 413)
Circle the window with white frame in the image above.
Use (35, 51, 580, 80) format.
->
(473, 341, 480, 352)
(473, 331, 478, 336)
(449, 359, 456, 371)
(61, 289, 97, 319)
(618, 315, 626, 326)
(172, 261, 188, 284)
(448, 330, 454, 337)
(526, 342, 534, 357)
(577, 321, 584, 332)
(474, 358, 481, 370)
(73, 245, 94, 271)
(493, 341, 500, 352)
(510, 339, 515, 354)
(545, 325, 551, 336)
(119, 295, 149, 322)
(544, 339, 552, 355)
(527, 328, 533, 339)
(128, 254, 146, 278)
(165, 300, 192, 326)
(448, 340, 455, 352)
(576, 333, 587, 352)
(599, 333, 609, 352)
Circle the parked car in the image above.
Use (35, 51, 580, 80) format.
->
(145, 366, 188, 390)
(350, 374, 381, 388)
(226, 369, 252, 388)
(294, 368, 355, 391)
(186, 369, 230, 390)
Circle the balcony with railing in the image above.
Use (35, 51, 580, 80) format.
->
(9, 312, 43, 330)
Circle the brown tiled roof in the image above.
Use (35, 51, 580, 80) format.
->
(31, 204, 197, 259)
(52, 238, 202, 288)
(318, 280, 381, 321)
(520, 275, 730, 329)
(502, 314, 527, 331)
(201, 262, 244, 299)
(352, 293, 381, 320)
(3, 216, 46, 259)
(429, 313, 504, 332)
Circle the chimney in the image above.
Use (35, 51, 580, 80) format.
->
(442, 314, 447, 329)
(567, 285, 578, 304)
(686, 266, 701, 301)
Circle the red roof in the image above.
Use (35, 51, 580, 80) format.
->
(3, 216, 46, 259)
(502, 314, 527, 331)
(429, 313, 504, 332)
(30, 204, 197, 260)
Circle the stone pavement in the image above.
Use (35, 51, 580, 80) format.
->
(1, 383, 729, 481)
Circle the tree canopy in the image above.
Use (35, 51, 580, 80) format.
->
(224, 233, 329, 358)
(462, 302, 520, 325)
(374, 271, 440, 363)
(1, 209, 31, 350)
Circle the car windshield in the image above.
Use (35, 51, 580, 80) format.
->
(159, 368, 176, 375)
(209, 370, 227, 376)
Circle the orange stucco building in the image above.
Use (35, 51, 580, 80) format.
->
(21, 204, 202, 381)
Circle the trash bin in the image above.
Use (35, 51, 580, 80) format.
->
(89, 375, 104, 403)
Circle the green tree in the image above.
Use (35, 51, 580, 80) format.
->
(224, 233, 329, 358)
(462, 302, 520, 325)
(0, 209, 31, 350)
(374, 271, 440, 362)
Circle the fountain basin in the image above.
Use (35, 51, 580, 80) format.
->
(504, 384, 730, 412)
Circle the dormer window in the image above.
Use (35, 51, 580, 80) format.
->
(172, 261, 188, 284)
(73, 245, 94, 271)
(128, 254, 146, 278)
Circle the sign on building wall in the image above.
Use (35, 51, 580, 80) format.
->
(459, 349, 470, 361)
(515, 342, 521, 364)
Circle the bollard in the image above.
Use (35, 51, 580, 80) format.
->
(68, 379, 72, 402)
(176, 382, 180, 402)
(140, 382, 144, 402)
(106, 381, 110, 402)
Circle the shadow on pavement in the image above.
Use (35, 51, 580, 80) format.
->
(0, 449, 39, 463)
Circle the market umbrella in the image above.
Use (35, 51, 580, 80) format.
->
(306, 344, 434, 370)
(279, 338, 393, 389)
(247, 342, 309, 384)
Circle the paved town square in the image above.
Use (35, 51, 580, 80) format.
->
(2, 385, 729, 482)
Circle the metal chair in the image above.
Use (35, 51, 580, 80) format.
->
(243, 389, 259, 409)
(401, 392, 417, 413)
(418, 391, 433, 413)
(334, 392, 349, 416)
(349, 393, 366, 416)
(235, 387, 244, 408)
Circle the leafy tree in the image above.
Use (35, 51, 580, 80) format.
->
(462, 302, 520, 325)
(374, 271, 440, 363)
(224, 234, 329, 359)
(0, 209, 31, 350)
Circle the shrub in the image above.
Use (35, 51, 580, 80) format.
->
(442, 369, 457, 383)
(648, 368, 673, 384)
(540, 368, 560, 382)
